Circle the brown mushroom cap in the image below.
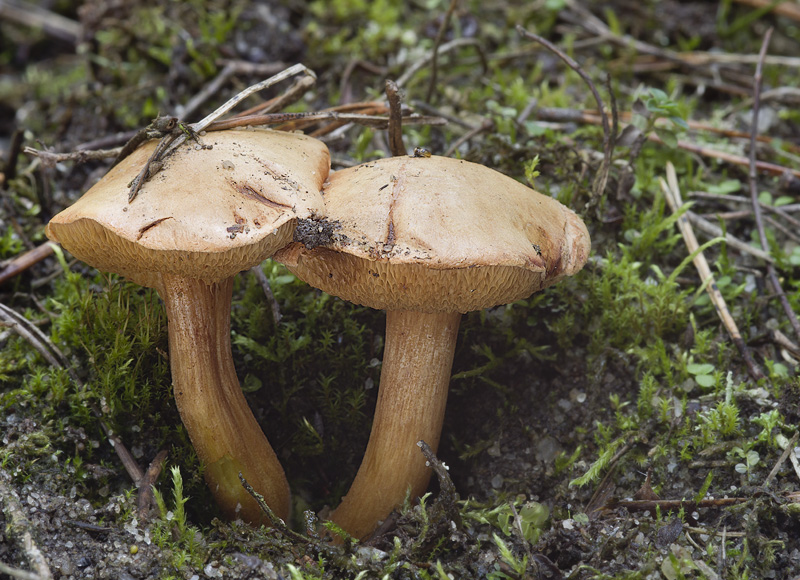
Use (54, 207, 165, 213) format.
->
(46, 128, 329, 285)
(276, 155, 590, 313)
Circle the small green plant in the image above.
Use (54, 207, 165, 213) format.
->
(523, 155, 541, 188)
(730, 447, 760, 479)
(696, 400, 740, 445)
(686, 363, 715, 388)
(0, 225, 22, 259)
(465, 500, 549, 545)
(488, 533, 529, 580)
(631, 87, 689, 148)
(152, 466, 205, 569)
(753, 410, 783, 447)
(570, 435, 629, 487)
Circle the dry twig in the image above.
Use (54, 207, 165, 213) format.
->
(396, 37, 487, 89)
(0, 470, 54, 580)
(690, 191, 800, 230)
(178, 61, 290, 121)
(250, 265, 282, 325)
(653, 135, 800, 179)
(425, 0, 459, 103)
(683, 210, 774, 264)
(21, 147, 121, 167)
(746, 28, 800, 342)
(563, 1, 800, 70)
(517, 25, 615, 210)
(0, 0, 79, 44)
(660, 163, 765, 381)
(385, 80, 406, 156)
(765, 431, 799, 487)
(0, 242, 58, 286)
(137, 450, 169, 521)
(733, 0, 800, 21)
(532, 107, 800, 179)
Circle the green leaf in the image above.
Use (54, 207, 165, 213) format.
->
(687, 363, 714, 375)
(695, 375, 715, 388)
(707, 179, 741, 194)
(649, 87, 669, 101)
(669, 116, 689, 130)
(655, 127, 678, 148)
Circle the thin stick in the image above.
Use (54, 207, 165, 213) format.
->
(770, 328, 800, 360)
(747, 28, 800, 342)
(0, 561, 46, 580)
(238, 473, 302, 537)
(517, 26, 614, 207)
(0, 0, 79, 44)
(179, 60, 291, 121)
(22, 147, 121, 166)
(660, 164, 764, 381)
(444, 119, 493, 157)
(732, 0, 800, 22)
(3, 129, 24, 183)
(612, 497, 748, 512)
(530, 107, 800, 179)
(137, 449, 169, 520)
(250, 265, 281, 325)
(206, 111, 445, 132)
(765, 431, 798, 487)
(685, 526, 745, 539)
(0, 302, 77, 381)
(191, 64, 316, 133)
(418, 440, 461, 526)
(706, 210, 800, 245)
(233, 74, 317, 118)
(158, 64, 316, 161)
(179, 62, 237, 121)
(0, 471, 54, 580)
(654, 135, 800, 179)
(425, 0, 459, 103)
(385, 80, 406, 156)
(0, 242, 58, 285)
(690, 191, 800, 231)
(683, 211, 774, 263)
(396, 38, 487, 89)
(103, 420, 144, 485)
(563, 1, 800, 69)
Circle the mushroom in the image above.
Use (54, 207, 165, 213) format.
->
(46, 128, 329, 524)
(275, 155, 590, 539)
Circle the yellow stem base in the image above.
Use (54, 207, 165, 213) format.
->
(330, 309, 461, 539)
(159, 274, 290, 524)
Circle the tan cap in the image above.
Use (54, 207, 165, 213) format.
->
(47, 128, 329, 286)
(276, 155, 590, 313)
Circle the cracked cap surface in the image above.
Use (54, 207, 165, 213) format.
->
(275, 155, 591, 313)
(46, 128, 329, 286)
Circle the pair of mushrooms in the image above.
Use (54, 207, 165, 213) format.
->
(47, 127, 590, 539)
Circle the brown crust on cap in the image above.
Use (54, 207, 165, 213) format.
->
(276, 155, 590, 312)
(46, 128, 329, 285)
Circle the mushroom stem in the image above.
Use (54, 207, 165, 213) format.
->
(158, 273, 290, 523)
(330, 309, 461, 539)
